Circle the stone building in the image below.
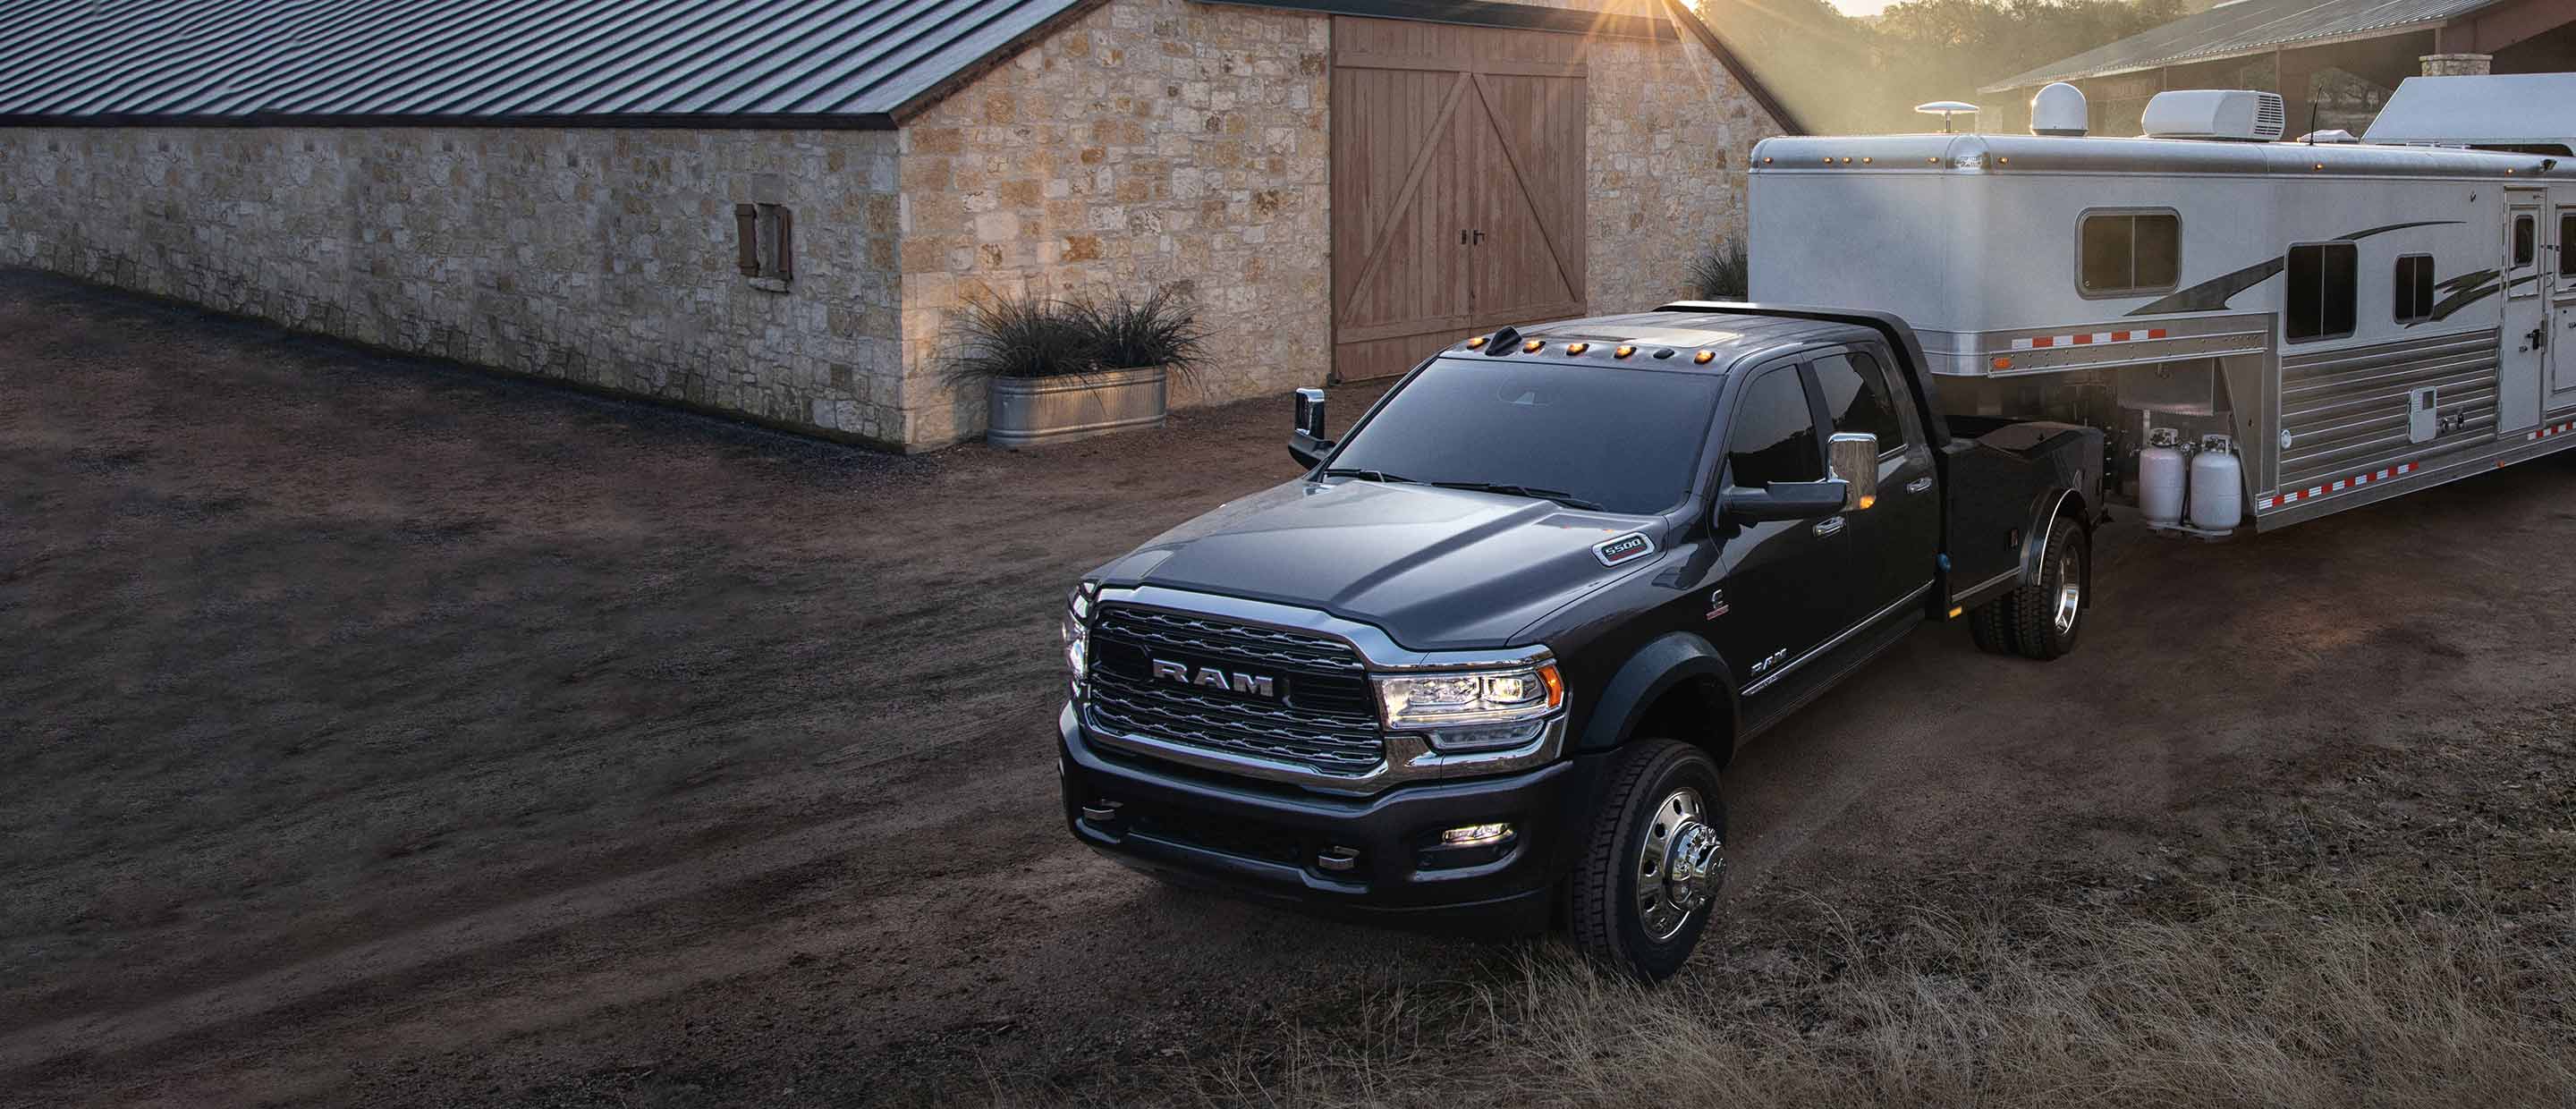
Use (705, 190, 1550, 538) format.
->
(1979, 0, 2575, 140)
(0, 0, 1792, 451)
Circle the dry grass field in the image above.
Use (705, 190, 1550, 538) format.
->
(1145, 713, 2576, 1108)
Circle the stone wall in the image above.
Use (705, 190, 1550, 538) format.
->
(2419, 53, 2494, 77)
(0, 0, 1772, 454)
(0, 127, 908, 445)
(895, 0, 1335, 447)
(1580, 23, 1771, 311)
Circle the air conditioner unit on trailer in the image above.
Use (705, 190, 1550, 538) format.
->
(2140, 89, 2286, 141)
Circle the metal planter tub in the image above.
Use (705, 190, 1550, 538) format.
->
(987, 366, 1168, 448)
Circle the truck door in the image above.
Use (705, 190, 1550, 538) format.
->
(2502, 190, 2550, 423)
(1808, 347, 1939, 626)
(1705, 363, 1848, 702)
(2549, 189, 2576, 413)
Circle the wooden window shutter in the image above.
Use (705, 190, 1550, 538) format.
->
(775, 207, 793, 281)
(733, 204, 759, 275)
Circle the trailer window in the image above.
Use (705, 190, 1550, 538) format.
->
(2394, 254, 2436, 324)
(2513, 216, 2536, 268)
(1810, 351, 1907, 451)
(2286, 242, 2357, 343)
(1725, 368, 1825, 489)
(2079, 211, 2180, 296)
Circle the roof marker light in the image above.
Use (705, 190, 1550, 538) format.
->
(1861, 157, 1873, 164)
(1522, 339, 1545, 352)
(1566, 343, 1589, 355)
(1762, 156, 1773, 165)
(1927, 157, 1940, 164)
(1693, 350, 1715, 365)
(1466, 334, 1487, 348)
(1614, 344, 1636, 359)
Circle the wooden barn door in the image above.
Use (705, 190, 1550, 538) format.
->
(1330, 18, 1588, 382)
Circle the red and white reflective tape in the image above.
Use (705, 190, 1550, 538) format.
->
(2528, 420, 2576, 441)
(2258, 461, 2418, 511)
(2009, 327, 2168, 351)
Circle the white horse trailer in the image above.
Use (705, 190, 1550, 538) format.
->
(1748, 87, 2576, 534)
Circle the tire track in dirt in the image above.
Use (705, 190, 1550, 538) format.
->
(0, 759, 1049, 1079)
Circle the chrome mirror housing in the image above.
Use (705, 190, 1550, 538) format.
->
(1827, 433, 1879, 510)
(1289, 387, 1332, 468)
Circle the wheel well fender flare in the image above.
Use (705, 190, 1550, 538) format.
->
(1575, 631, 1740, 758)
(2017, 487, 2093, 597)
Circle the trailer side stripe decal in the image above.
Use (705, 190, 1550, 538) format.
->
(2265, 422, 2576, 509)
(2009, 328, 2167, 351)
(2257, 461, 2419, 511)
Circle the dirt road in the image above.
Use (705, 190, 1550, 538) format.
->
(4, 270, 2572, 1106)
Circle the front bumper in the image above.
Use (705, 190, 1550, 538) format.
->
(1059, 703, 1602, 934)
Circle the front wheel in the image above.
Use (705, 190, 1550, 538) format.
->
(1566, 739, 1725, 983)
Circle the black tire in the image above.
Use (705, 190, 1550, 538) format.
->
(1968, 595, 2017, 655)
(2008, 515, 2088, 661)
(1567, 739, 1725, 983)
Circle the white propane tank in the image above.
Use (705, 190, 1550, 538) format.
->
(2139, 428, 2186, 526)
(2189, 435, 2243, 532)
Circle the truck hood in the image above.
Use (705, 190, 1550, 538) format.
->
(1093, 478, 1667, 650)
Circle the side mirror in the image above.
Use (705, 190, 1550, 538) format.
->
(1289, 387, 1333, 468)
(1827, 433, 1880, 511)
(1721, 479, 1850, 522)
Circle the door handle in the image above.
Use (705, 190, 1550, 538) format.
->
(1905, 476, 1934, 494)
(1812, 516, 1846, 538)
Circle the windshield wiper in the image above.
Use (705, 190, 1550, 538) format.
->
(1430, 481, 1605, 511)
(1320, 468, 1419, 484)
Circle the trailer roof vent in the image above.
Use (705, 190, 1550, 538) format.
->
(2030, 82, 2088, 136)
(2141, 89, 2286, 141)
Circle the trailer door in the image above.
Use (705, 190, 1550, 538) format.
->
(2503, 190, 2550, 428)
(2550, 189, 2576, 413)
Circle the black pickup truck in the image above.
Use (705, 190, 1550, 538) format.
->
(1056, 303, 2103, 980)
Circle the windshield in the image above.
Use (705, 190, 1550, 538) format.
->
(1325, 359, 1723, 515)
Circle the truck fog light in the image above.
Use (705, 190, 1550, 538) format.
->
(1424, 720, 1546, 752)
(1440, 823, 1514, 847)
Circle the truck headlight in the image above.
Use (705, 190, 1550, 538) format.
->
(1374, 663, 1563, 738)
(1063, 582, 1095, 682)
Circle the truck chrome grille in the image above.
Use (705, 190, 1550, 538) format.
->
(1089, 607, 1367, 673)
(1086, 605, 1383, 775)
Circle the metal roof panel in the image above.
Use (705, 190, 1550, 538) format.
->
(0, 0, 1092, 123)
(1984, 0, 2505, 93)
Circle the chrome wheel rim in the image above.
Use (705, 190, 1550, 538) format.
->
(1635, 786, 1721, 942)
(2052, 549, 2081, 635)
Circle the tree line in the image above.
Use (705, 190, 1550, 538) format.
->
(1697, 0, 2189, 133)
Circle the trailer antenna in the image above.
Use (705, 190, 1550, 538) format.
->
(2305, 102, 2318, 145)
(1915, 101, 1979, 134)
